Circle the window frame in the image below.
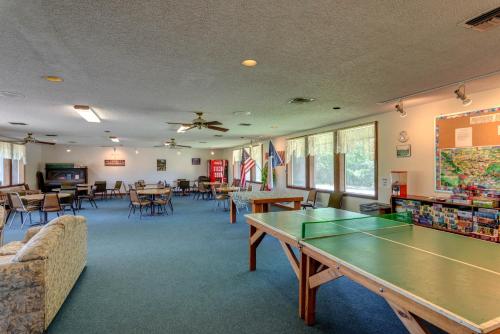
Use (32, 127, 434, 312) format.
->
(286, 136, 308, 189)
(250, 144, 263, 183)
(285, 121, 378, 199)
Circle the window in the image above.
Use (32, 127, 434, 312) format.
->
(286, 137, 306, 188)
(0, 142, 26, 186)
(336, 123, 377, 197)
(251, 144, 262, 182)
(232, 149, 242, 180)
(308, 132, 334, 191)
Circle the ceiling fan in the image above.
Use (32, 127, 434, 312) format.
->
(164, 138, 191, 149)
(166, 112, 229, 132)
(1, 132, 55, 145)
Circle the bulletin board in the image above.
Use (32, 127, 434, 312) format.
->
(435, 107, 500, 192)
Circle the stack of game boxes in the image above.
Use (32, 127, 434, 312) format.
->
(472, 208, 499, 242)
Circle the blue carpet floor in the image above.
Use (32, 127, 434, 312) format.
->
(5, 196, 443, 334)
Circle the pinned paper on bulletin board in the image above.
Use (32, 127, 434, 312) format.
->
(455, 127, 472, 147)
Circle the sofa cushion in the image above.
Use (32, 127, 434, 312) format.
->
(0, 241, 25, 256)
(12, 224, 65, 262)
(22, 226, 44, 243)
(0, 254, 14, 265)
(45, 215, 86, 230)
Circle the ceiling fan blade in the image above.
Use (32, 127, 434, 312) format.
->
(206, 125, 229, 132)
(166, 122, 193, 126)
(34, 140, 55, 145)
(183, 125, 196, 131)
(204, 121, 222, 126)
(177, 145, 192, 148)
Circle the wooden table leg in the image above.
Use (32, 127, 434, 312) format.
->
(230, 199, 236, 223)
(252, 203, 264, 214)
(299, 252, 307, 319)
(249, 225, 265, 271)
(305, 255, 319, 325)
(293, 200, 301, 210)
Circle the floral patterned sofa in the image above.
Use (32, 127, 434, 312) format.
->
(0, 215, 87, 333)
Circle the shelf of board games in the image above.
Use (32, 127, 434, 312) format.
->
(391, 195, 499, 243)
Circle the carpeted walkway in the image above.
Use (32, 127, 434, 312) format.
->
(5, 196, 442, 334)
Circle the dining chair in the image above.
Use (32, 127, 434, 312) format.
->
(231, 190, 249, 214)
(301, 189, 318, 209)
(153, 193, 168, 215)
(128, 189, 151, 219)
(41, 193, 63, 224)
(78, 186, 98, 209)
(59, 189, 77, 215)
(107, 181, 123, 198)
(327, 191, 344, 209)
(196, 182, 209, 200)
(211, 187, 229, 211)
(94, 181, 107, 200)
(7, 193, 39, 229)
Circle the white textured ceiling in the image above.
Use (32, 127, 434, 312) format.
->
(0, 1, 499, 148)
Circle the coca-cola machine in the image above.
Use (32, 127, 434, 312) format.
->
(208, 160, 228, 183)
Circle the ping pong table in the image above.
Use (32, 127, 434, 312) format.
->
(245, 209, 500, 334)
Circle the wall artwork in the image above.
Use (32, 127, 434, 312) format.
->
(396, 145, 411, 158)
(104, 159, 125, 167)
(157, 159, 166, 171)
(191, 158, 201, 165)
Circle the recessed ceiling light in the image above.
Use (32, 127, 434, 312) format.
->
(233, 111, 252, 116)
(135, 150, 139, 154)
(238, 123, 252, 126)
(241, 59, 257, 67)
(0, 91, 25, 98)
(288, 97, 316, 104)
(214, 134, 223, 137)
(43, 75, 63, 83)
(211, 151, 215, 155)
(74, 105, 101, 123)
(332, 107, 341, 110)
(9, 122, 28, 126)
(109, 136, 120, 143)
(66, 149, 71, 153)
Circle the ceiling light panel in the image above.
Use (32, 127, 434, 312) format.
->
(74, 105, 101, 123)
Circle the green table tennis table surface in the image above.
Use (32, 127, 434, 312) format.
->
(300, 216, 500, 331)
(245, 207, 367, 240)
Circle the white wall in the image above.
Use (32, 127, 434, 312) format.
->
(224, 87, 500, 212)
(26, 145, 224, 188)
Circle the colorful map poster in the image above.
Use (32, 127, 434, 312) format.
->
(436, 146, 500, 191)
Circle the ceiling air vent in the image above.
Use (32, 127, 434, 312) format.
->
(288, 97, 316, 104)
(238, 123, 252, 126)
(463, 6, 500, 31)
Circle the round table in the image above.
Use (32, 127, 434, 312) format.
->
(21, 193, 71, 202)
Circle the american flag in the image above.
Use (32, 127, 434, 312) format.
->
(240, 148, 255, 188)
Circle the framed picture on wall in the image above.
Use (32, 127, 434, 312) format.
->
(396, 145, 411, 158)
(192, 158, 201, 165)
(157, 159, 166, 171)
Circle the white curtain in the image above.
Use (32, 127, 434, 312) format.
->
(286, 137, 305, 163)
(337, 123, 375, 158)
(0, 142, 12, 160)
(308, 132, 333, 156)
(233, 149, 242, 163)
(12, 144, 26, 163)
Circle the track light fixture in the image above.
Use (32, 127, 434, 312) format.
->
(395, 100, 407, 118)
(454, 84, 472, 106)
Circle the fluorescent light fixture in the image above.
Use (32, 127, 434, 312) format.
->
(177, 125, 190, 133)
(66, 149, 71, 152)
(74, 105, 101, 123)
(109, 136, 120, 143)
(241, 59, 257, 67)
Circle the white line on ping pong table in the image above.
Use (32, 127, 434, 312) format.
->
(310, 221, 500, 277)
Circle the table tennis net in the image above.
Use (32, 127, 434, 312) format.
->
(301, 212, 413, 240)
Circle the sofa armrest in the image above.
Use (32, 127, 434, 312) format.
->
(0, 260, 46, 334)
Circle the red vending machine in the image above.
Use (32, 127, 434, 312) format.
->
(208, 160, 228, 183)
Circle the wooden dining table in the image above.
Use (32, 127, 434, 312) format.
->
(21, 192, 71, 202)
